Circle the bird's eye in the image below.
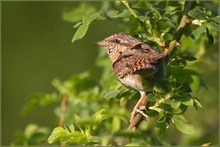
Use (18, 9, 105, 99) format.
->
(115, 39, 121, 44)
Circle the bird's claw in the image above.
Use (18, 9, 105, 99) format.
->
(130, 106, 148, 122)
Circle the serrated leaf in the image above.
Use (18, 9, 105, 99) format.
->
(173, 115, 195, 134)
(103, 90, 121, 99)
(190, 24, 207, 40)
(72, 24, 89, 42)
(48, 127, 68, 144)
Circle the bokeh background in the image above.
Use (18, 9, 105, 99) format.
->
(1, 1, 219, 146)
(2, 1, 122, 145)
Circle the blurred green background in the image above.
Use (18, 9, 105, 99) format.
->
(1, 1, 219, 146)
(1, 1, 122, 145)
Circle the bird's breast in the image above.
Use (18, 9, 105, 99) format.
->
(118, 74, 145, 91)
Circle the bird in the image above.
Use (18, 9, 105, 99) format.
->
(96, 32, 165, 128)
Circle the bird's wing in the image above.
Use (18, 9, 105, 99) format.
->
(112, 43, 164, 78)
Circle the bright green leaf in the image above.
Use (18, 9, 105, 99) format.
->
(193, 98, 203, 108)
(93, 109, 106, 123)
(181, 98, 194, 106)
(171, 100, 181, 109)
(112, 117, 120, 133)
(72, 24, 89, 42)
(73, 22, 83, 28)
(48, 127, 69, 144)
(173, 115, 195, 134)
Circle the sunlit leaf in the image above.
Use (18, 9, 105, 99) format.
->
(112, 117, 121, 133)
(48, 127, 69, 144)
(171, 100, 181, 109)
(193, 97, 203, 108)
(72, 24, 89, 42)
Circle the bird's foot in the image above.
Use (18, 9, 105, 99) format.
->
(130, 105, 148, 122)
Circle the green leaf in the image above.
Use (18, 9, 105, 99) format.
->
(171, 100, 181, 109)
(173, 115, 195, 134)
(73, 22, 83, 28)
(190, 24, 207, 40)
(103, 90, 121, 99)
(72, 24, 89, 42)
(193, 97, 202, 108)
(112, 117, 120, 133)
(188, 8, 208, 20)
(147, 93, 155, 102)
(105, 10, 119, 19)
(93, 109, 105, 123)
(207, 21, 220, 31)
(62, 3, 96, 23)
(24, 124, 39, 139)
(208, 15, 219, 31)
(156, 123, 167, 136)
(83, 11, 104, 26)
(117, 9, 132, 17)
(48, 127, 69, 144)
(181, 97, 194, 106)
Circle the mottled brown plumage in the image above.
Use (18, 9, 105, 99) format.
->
(96, 32, 165, 128)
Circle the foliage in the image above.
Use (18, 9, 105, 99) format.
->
(11, 1, 219, 146)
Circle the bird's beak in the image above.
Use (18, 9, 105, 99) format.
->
(96, 40, 107, 47)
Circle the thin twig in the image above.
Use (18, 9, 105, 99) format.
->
(58, 94, 68, 127)
(128, 0, 196, 130)
(169, 1, 195, 52)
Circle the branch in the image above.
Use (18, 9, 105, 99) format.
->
(128, 0, 196, 130)
(168, 1, 195, 53)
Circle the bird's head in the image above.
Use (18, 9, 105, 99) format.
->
(96, 32, 141, 62)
